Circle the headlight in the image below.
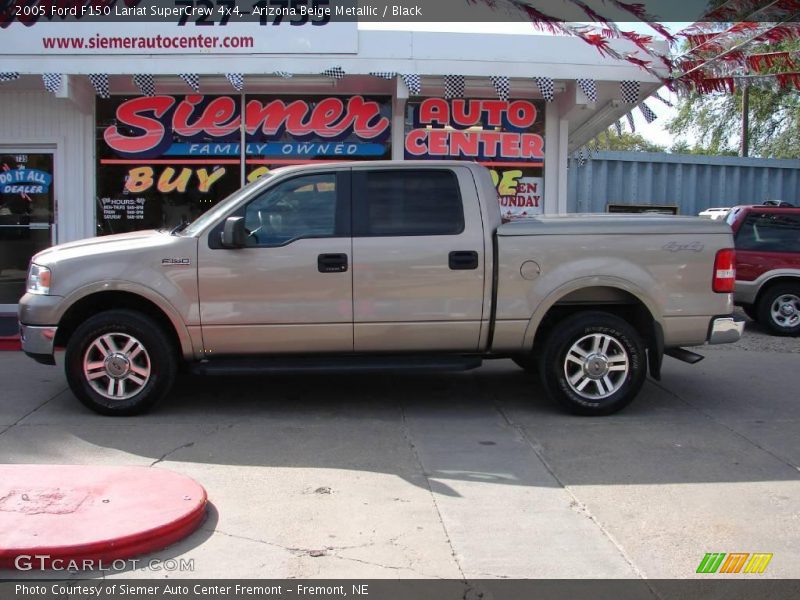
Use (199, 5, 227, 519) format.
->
(27, 263, 52, 295)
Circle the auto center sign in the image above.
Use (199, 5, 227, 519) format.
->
(405, 99, 545, 165)
(405, 98, 546, 219)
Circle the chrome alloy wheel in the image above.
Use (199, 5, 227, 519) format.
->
(83, 333, 151, 400)
(563, 333, 629, 400)
(770, 293, 800, 329)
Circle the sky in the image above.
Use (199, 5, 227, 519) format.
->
(359, 21, 693, 149)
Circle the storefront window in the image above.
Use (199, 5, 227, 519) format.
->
(96, 95, 242, 235)
(96, 94, 391, 235)
(0, 152, 54, 304)
(243, 95, 391, 183)
(405, 98, 545, 219)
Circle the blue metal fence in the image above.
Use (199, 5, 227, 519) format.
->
(567, 151, 800, 214)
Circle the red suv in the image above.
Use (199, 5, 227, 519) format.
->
(726, 205, 800, 336)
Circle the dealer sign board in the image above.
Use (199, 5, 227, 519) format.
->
(96, 94, 391, 234)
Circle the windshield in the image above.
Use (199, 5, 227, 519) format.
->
(181, 172, 277, 237)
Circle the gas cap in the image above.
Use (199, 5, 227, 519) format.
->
(520, 260, 541, 280)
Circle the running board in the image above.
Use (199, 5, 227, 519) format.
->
(665, 348, 705, 364)
(191, 355, 484, 376)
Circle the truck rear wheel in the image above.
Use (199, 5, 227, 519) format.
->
(539, 312, 646, 416)
(65, 310, 177, 416)
(757, 283, 800, 336)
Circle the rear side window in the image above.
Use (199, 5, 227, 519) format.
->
(735, 212, 800, 252)
(354, 170, 464, 236)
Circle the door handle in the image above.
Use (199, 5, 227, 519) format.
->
(449, 251, 479, 270)
(318, 253, 348, 273)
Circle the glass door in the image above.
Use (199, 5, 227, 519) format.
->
(0, 151, 55, 307)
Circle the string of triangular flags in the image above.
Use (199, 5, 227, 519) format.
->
(572, 85, 673, 166)
(672, 9, 800, 95)
(2, 71, 667, 119)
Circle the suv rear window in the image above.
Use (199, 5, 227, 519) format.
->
(353, 170, 464, 236)
(736, 212, 800, 253)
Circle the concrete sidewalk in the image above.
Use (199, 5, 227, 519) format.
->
(1, 343, 798, 580)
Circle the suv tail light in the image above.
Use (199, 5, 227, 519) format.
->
(713, 248, 736, 293)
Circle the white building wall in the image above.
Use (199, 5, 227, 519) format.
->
(0, 92, 95, 244)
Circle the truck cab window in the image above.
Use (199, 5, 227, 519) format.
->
(354, 170, 464, 236)
(243, 174, 338, 247)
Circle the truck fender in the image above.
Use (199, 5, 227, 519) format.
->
(521, 275, 663, 355)
(57, 281, 196, 359)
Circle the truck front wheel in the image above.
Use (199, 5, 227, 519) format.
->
(539, 312, 646, 416)
(65, 310, 177, 416)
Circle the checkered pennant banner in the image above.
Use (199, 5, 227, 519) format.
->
(42, 73, 62, 94)
(401, 74, 421, 95)
(652, 91, 673, 107)
(274, 71, 293, 78)
(620, 80, 640, 104)
(88, 74, 110, 99)
(321, 66, 345, 80)
(225, 73, 244, 91)
(444, 75, 464, 99)
(179, 73, 200, 93)
(534, 77, 555, 102)
(614, 119, 623, 136)
(369, 71, 397, 80)
(639, 101, 657, 124)
(575, 147, 588, 167)
(625, 111, 636, 133)
(490, 76, 510, 102)
(0, 72, 20, 83)
(133, 74, 155, 96)
(577, 78, 597, 102)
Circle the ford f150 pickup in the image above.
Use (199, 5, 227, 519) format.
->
(19, 161, 743, 416)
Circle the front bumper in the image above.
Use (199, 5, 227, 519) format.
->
(19, 323, 58, 364)
(707, 316, 745, 345)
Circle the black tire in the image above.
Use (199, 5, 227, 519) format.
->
(756, 283, 800, 336)
(538, 311, 647, 416)
(742, 304, 758, 321)
(65, 310, 177, 415)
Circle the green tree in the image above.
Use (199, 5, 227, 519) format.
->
(669, 140, 739, 156)
(667, 87, 800, 158)
(668, 36, 800, 159)
(593, 131, 665, 153)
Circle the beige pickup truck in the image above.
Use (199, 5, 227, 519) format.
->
(19, 161, 743, 416)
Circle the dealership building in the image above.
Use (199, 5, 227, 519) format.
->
(0, 16, 666, 308)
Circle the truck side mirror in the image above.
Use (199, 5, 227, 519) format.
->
(220, 216, 246, 248)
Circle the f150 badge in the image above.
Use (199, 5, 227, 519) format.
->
(161, 258, 191, 266)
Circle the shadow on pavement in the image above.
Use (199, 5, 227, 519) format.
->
(6, 352, 798, 492)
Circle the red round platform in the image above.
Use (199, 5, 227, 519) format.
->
(0, 465, 207, 569)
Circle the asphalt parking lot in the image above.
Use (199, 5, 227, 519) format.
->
(1, 313, 798, 581)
